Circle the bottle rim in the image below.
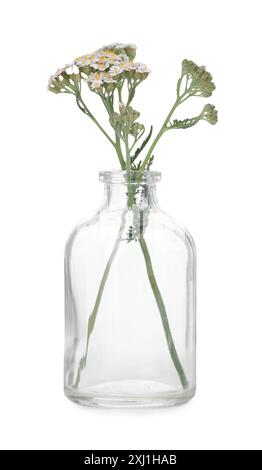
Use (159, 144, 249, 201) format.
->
(99, 170, 161, 184)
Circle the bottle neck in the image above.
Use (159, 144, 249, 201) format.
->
(99, 170, 161, 211)
(102, 182, 159, 211)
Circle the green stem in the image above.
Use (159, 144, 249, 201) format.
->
(117, 81, 123, 103)
(73, 208, 128, 388)
(138, 97, 180, 176)
(138, 85, 192, 178)
(76, 94, 115, 147)
(126, 79, 137, 106)
(115, 133, 125, 170)
(124, 131, 133, 208)
(100, 95, 126, 169)
(139, 236, 188, 388)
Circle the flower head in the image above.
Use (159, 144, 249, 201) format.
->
(109, 65, 125, 77)
(110, 104, 140, 134)
(182, 59, 215, 97)
(73, 44, 150, 91)
(119, 103, 140, 123)
(90, 60, 110, 71)
(201, 104, 218, 125)
(130, 122, 145, 138)
(86, 71, 117, 91)
(133, 62, 150, 74)
(75, 48, 129, 70)
(86, 72, 104, 90)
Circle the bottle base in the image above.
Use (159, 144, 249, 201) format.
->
(64, 380, 196, 409)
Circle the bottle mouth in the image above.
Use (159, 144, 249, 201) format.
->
(99, 170, 161, 184)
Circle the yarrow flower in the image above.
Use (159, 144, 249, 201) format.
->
(73, 44, 150, 92)
(74, 54, 99, 67)
(181, 59, 215, 97)
(86, 72, 104, 90)
(129, 122, 145, 138)
(109, 65, 124, 76)
(110, 104, 141, 135)
(76, 52, 124, 69)
(90, 61, 110, 71)
(86, 71, 117, 90)
(133, 63, 151, 74)
(49, 44, 150, 96)
(200, 104, 218, 125)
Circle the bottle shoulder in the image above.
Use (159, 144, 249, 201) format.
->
(65, 206, 196, 258)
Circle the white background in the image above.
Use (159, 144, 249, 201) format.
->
(0, 0, 261, 450)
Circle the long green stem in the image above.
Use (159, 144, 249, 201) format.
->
(99, 94, 126, 169)
(76, 94, 115, 146)
(139, 236, 188, 388)
(74, 208, 128, 388)
(124, 134, 133, 208)
(76, 93, 127, 169)
(138, 86, 192, 178)
(138, 98, 180, 175)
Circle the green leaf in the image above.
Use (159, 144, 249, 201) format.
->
(131, 125, 153, 163)
(146, 155, 154, 170)
(170, 117, 201, 129)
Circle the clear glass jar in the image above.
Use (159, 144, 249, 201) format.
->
(64, 170, 196, 408)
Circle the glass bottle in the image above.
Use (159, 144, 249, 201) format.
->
(64, 170, 196, 408)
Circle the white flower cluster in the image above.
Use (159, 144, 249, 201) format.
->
(75, 43, 150, 91)
(48, 43, 150, 94)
